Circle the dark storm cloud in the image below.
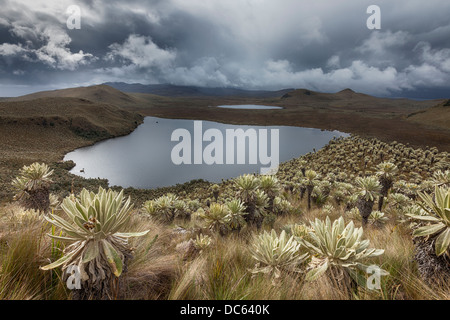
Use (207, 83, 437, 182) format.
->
(0, 0, 450, 97)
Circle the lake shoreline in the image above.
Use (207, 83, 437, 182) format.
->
(64, 115, 349, 189)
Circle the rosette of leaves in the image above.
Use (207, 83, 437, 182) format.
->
(235, 174, 260, 204)
(330, 182, 351, 206)
(322, 204, 335, 215)
(260, 175, 281, 209)
(199, 203, 230, 235)
(289, 223, 313, 240)
(355, 176, 381, 226)
(376, 162, 398, 211)
(253, 190, 269, 227)
(301, 217, 386, 285)
(304, 170, 319, 210)
(407, 185, 450, 257)
(211, 184, 220, 201)
(311, 185, 328, 208)
(397, 204, 423, 226)
(41, 187, 150, 300)
(387, 192, 411, 212)
(142, 193, 186, 223)
(249, 229, 308, 280)
(185, 199, 201, 218)
(431, 170, 450, 187)
(298, 159, 308, 177)
(296, 175, 307, 201)
(346, 207, 362, 221)
(225, 199, 247, 231)
(369, 211, 389, 226)
(9, 206, 41, 225)
(235, 174, 269, 228)
(419, 180, 435, 194)
(273, 196, 298, 215)
(194, 234, 212, 252)
(11, 162, 54, 212)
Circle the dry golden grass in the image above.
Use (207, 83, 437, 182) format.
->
(1, 193, 449, 300)
(0, 204, 69, 300)
(407, 101, 450, 131)
(123, 215, 179, 300)
(6, 84, 147, 108)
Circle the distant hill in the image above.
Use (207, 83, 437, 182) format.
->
(103, 82, 294, 98)
(279, 88, 441, 113)
(7, 84, 146, 108)
(0, 97, 143, 139)
(407, 99, 450, 130)
(0, 97, 143, 165)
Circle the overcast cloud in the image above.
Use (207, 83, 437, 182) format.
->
(0, 0, 450, 98)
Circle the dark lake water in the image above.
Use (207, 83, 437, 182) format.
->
(216, 105, 283, 110)
(64, 116, 348, 189)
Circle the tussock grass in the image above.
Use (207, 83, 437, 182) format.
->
(0, 204, 68, 300)
(3, 195, 448, 300)
(1, 196, 449, 300)
(123, 215, 179, 300)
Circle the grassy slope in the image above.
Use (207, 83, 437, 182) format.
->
(0, 96, 144, 200)
(406, 100, 450, 130)
(5, 84, 148, 108)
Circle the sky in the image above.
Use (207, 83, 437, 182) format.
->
(0, 0, 450, 98)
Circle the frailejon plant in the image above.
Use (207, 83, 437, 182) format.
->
(249, 229, 308, 281)
(355, 176, 382, 226)
(225, 199, 247, 231)
(41, 187, 149, 300)
(369, 211, 389, 226)
(407, 185, 450, 257)
(194, 234, 212, 252)
(431, 170, 450, 187)
(199, 203, 230, 235)
(260, 175, 280, 210)
(304, 170, 319, 210)
(11, 162, 54, 212)
(142, 193, 186, 223)
(300, 216, 386, 291)
(376, 162, 398, 211)
(234, 174, 268, 228)
(211, 184, 220, 201)
(273, 196, 299, 215)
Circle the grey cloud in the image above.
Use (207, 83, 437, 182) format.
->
(0, 0, 449, 98)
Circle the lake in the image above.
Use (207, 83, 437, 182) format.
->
(216, 105, 283, 110)
(64, 116, 348, 189)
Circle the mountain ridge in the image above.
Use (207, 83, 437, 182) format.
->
(103, 82, 295, 98)
(6, 84, 145, 108)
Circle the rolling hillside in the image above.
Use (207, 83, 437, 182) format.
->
(0, 97, 143, 165)
(280, 88, 442, 114)
(6, 84, 147, 108)
(104, 82, 294, 98)
(407, 99, 450, 130)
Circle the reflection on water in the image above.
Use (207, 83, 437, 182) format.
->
(64, 116, 348, 189)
